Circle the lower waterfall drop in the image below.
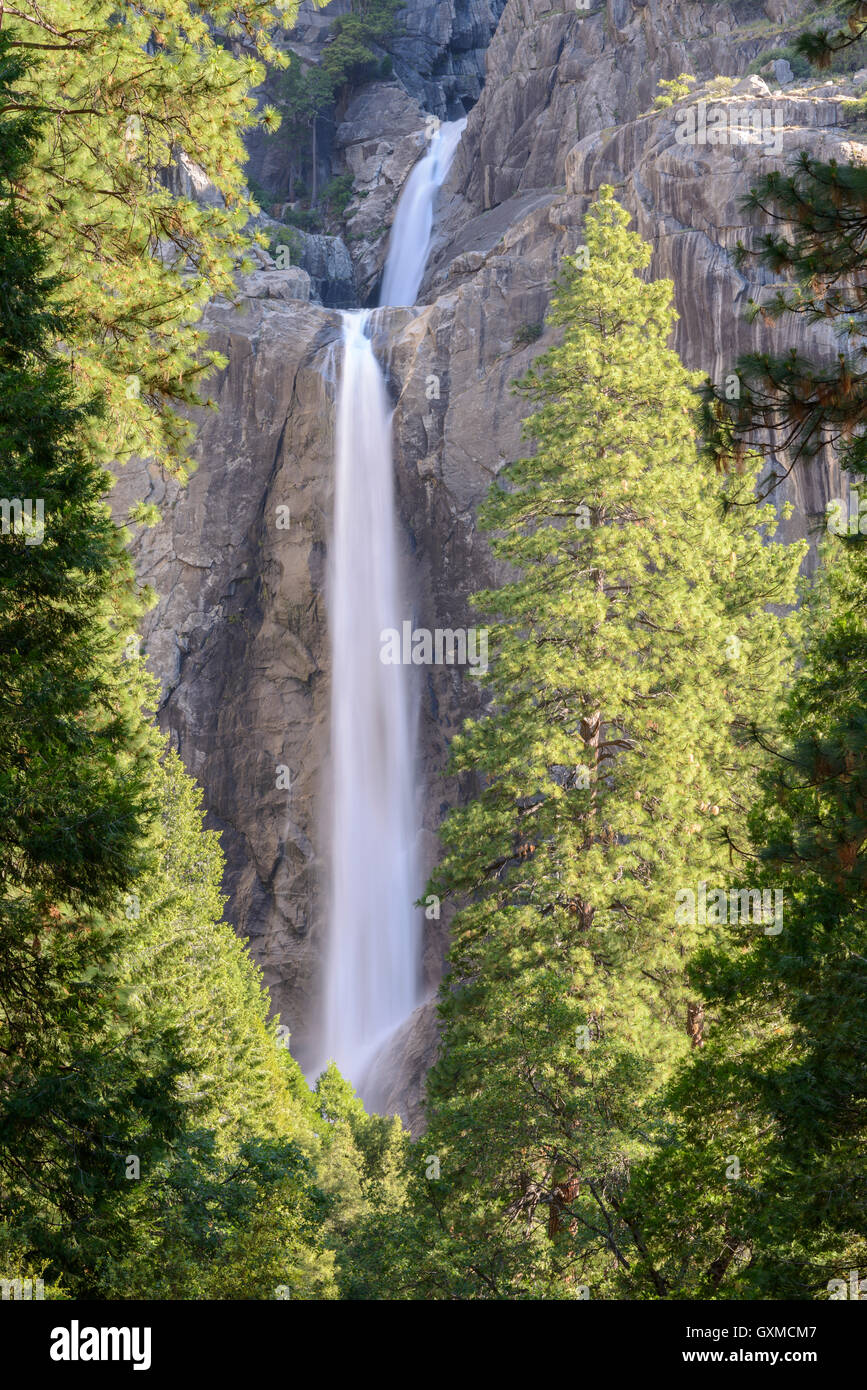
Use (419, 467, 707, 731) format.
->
(321, 116, 466, 1104)
(323, 309, 419, 1098)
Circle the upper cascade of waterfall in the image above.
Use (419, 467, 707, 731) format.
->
(379, 117, 467, 309)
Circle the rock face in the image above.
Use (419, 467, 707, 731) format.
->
(273, 0, 504, 115)
(245, 0, 505, 207)
(291, 230, 355, 305)
(113, 298, 341, 1058)
(389, 0, 508, 117)
(120, 0, 864, 1128)
(448, 0, 812, 213)
(336, 83, 431, 302)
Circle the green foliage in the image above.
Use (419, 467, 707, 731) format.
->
(0, 30, 162, 1021)
(83, 752, 339, 1300)
(310, 1065, 410, 1298)
(652, 73, 696, 109)
(247, 174, 277, 213)
(625, 15, 867, 1298)
(793, 0, 867, 69)
(1, 0, 317, 476)
(320, 172, 357, 220)
(748, 45, 813, 80)
(128, 500, 162, 528)
(393, 189, 805, 1298)
(261, 1, 401, 213)
(707, 150, 867, 484)
(512, 321, 544, 348)
(282, 206, 325, 232)
(620, 539, 867, 1299)
(0, 46, 189, 1285)
(268, 226, 303, 264)
(0, 52, 342, 1299)
(322, 0, 403, 93)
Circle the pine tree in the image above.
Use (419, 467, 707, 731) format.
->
(90, 752, 339, 1300)
(0, 51, 336, 1297)
(705, 148, 867, 491)
(705, 0, 867, 490)
(619, 537, 867, 1300)
(0, 37, 190, 1287)
(310, 1063, 410, 1299)
(794, 1, 867, 70)
(654, 1, 867, 1301)
(0, 1, 314, 475)
(401, 188, 804, 1299)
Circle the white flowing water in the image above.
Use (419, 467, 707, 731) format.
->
(320, 116, 466, 1100)
(379, 118, 467, 309)
(323, 309, 418, 1091)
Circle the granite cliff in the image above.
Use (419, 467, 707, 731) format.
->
(113, 0, 864, 1126)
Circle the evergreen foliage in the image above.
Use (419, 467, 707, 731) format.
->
(267, 0, 401, 211)
(0, 0, 316, 475)
(619, 539, 867, 1299)
(388, 189, 805, 1298)
(0, 38, 175, 1292)
(706, 5, 867, 487)
(0, 45, 347, 1299)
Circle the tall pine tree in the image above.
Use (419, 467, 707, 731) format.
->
(620, 537, 867, 1300)
(0, 1, 315, 475)
(397, 188, 804, 1299)
(0, 35, 187, 1289)
(0, 47, 338, 1298)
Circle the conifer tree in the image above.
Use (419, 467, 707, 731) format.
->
(666, 4, 867, 1299)
(89, 752, 339, 1300)
(0, 51, 337, 1297)
(0, 1, 313, 474)
(705, 0, 867, 491)
(619, 537, 867, 1300)
(0, 36, 190, 1287)
(401, 188, 804, 1299)
(310, 1063, 409, 1299)
(793, 1, 867, 69)
(707, 149, 867, 491)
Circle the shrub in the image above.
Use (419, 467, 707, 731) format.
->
(513, 321, 544, 348)
(652, 73, 696, 110)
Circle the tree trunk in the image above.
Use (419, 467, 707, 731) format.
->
(311, 116, 318, 206)
(547, 1173, 581, 1239)
(687, 1001, 705, 1048)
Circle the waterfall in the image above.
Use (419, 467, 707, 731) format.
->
(379, 118, 467, 309)
(323, 309, 418, 1092)
(321, 116, 466, 1103)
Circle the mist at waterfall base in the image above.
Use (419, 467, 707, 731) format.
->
(315, 120, 467, 1108)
